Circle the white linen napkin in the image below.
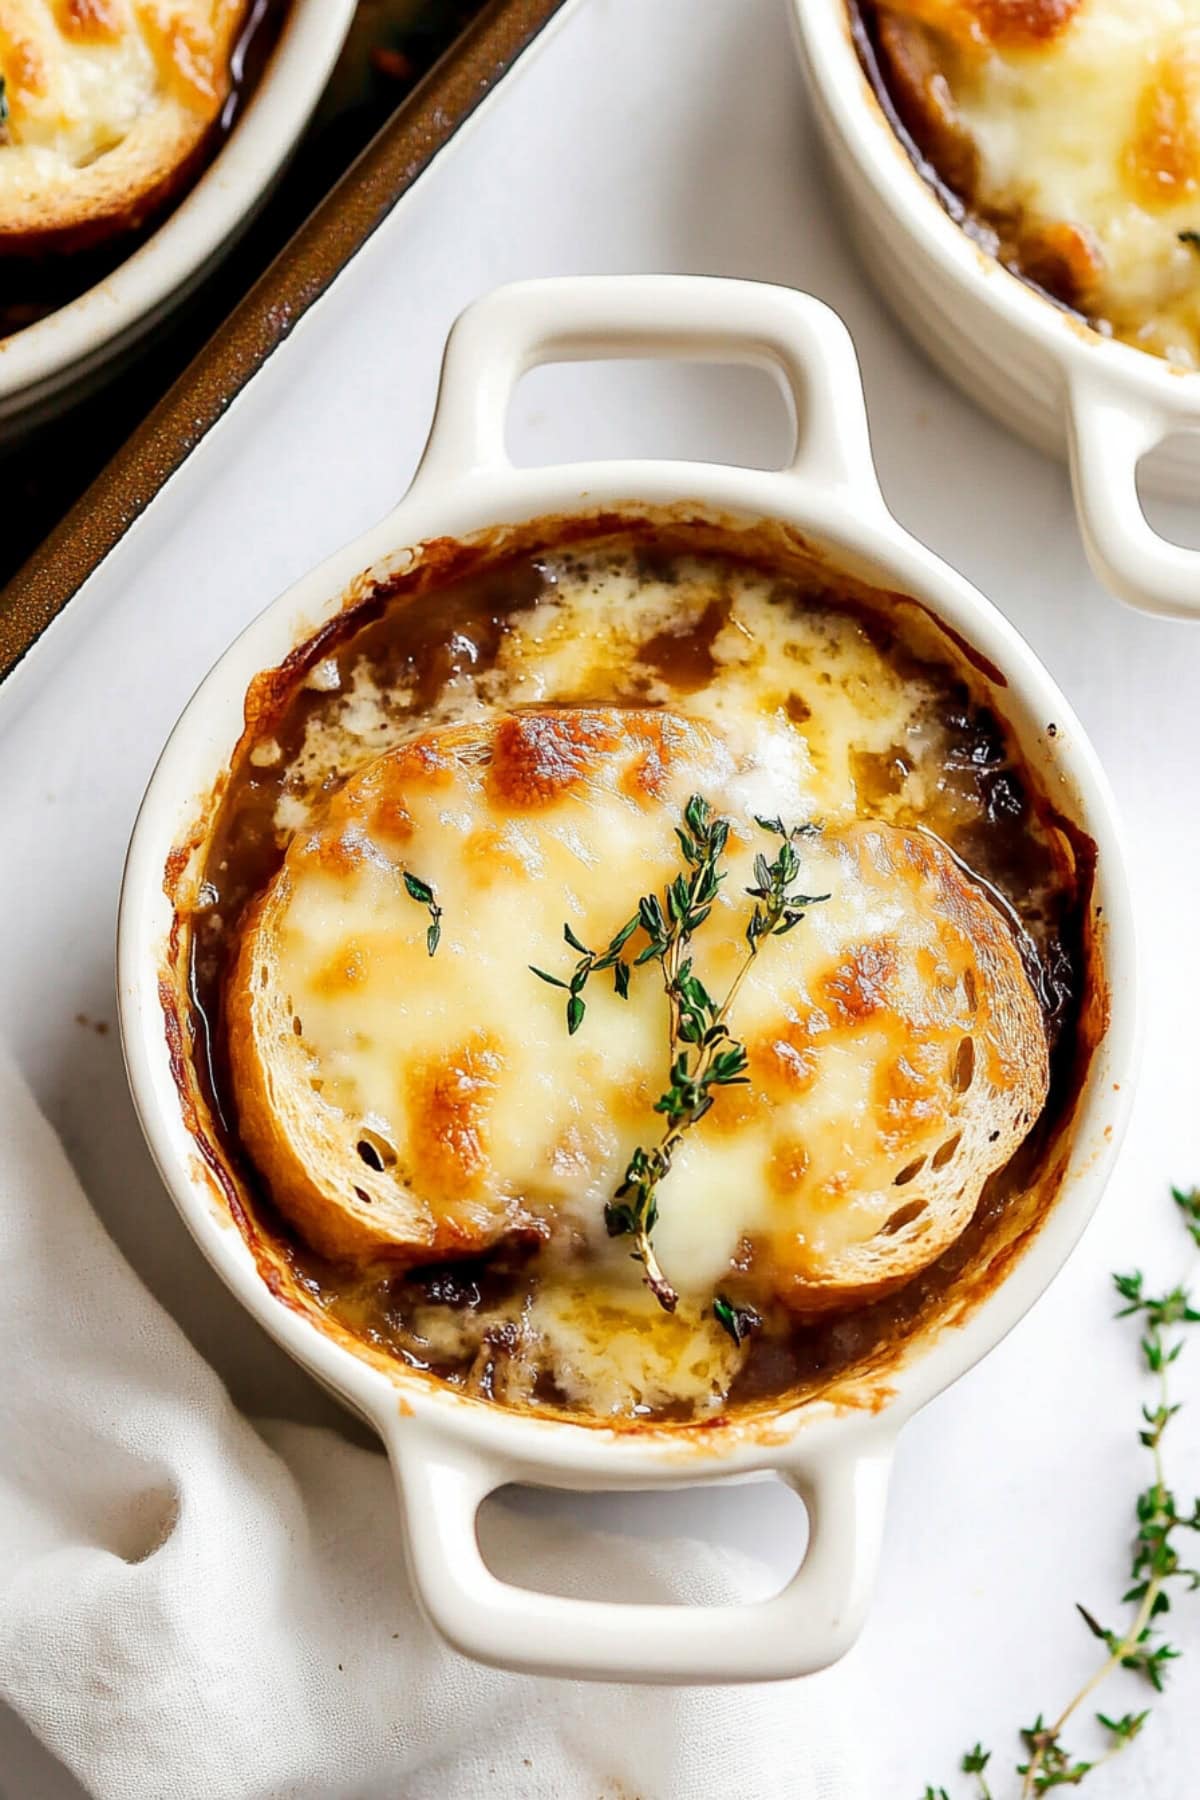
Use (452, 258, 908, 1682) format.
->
(0, 1048, 861, 1800)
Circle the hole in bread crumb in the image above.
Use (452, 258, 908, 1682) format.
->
(882, 1199, 926, 1235)
(356, 1129, 396, 1171)
(353, 1186, 373, 1206)
(356, 1130, 399, 1173)
(259, 966, 268, 989)
(952, 1036, 975, 1092)
(957, 1036, 978, 1087)
(931, 1133, 962, 1171)
(962, 970, 978, 1013)
(893, 1156, 925, 1186)
(292, 1016, 303, 1037)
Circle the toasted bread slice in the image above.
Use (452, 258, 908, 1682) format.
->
(0, 1, 249, 252)
(226, 710, 737, 1266)
(227, 888, 549, 1268)
(226, 707, 1049, 1303)
(760, 822, 1050, 1315)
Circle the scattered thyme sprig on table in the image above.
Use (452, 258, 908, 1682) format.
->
(402, 871, 442, 958)
(922, 1183, 1200, 1800)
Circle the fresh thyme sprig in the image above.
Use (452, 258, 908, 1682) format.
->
(924, 1745, 993, 1800)
(922, 1184, 1200, 1800)
(604, 797, 827, 1312)
(402, 871, 442, 957)
(528, 795, 826, 1310)
(529, 915, 639, 1035)
(528, 793, 732, 1042)
(598, 795, 739, 1309)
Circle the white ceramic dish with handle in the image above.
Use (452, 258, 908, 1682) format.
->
(791, 0, 1200, 623)
(0, 0, 356, 431)
(118, 274, 1138, 1684)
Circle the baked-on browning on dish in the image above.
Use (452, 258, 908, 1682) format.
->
(176, 522, 1094, 1425)
(0, 0, 255, 252)
(855, 0, 1200, 367)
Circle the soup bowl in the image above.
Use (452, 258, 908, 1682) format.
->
(118, 274, 1137, 1683)
(791, 0, 1200, 623)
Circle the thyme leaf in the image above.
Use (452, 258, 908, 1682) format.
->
(403, 869, 442, 957)
(530, 795, 827, 1310)
(712, 1294, 762, 1346)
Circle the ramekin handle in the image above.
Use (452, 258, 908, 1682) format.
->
(386, 1422, 894, 1684)
(1068, 369, 1200, 621)
(411, 274, 888, 514)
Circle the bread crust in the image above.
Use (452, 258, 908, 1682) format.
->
(223, 711, 726, 1267)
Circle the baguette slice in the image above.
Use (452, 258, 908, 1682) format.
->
(226, 886, 548, 1271)
(225, 709, 738, 1268)
(0, 0, 249, 252)
(225, 707, 1050, 1306)
(762, 822, 1051, 1315)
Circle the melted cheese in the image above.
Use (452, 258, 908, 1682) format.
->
(879, 0, 1200, 364)
(264, 710, 1018, 1291)
(274, 553, 962, 844)
(404, 1282, 745, 1418)
(226, 546, 1054, 1420)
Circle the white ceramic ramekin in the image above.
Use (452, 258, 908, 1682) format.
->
(0, 0, 355, 431)
(118, 275, 1137, 1684)
(792, 0, 1200, 623)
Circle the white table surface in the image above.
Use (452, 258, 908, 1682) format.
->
(3, 1, 1200, 1794)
